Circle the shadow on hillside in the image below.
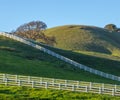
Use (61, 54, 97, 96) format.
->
(39, 44, 120, 76)
(84, 43, 112, 54)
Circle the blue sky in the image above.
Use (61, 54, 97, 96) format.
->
(0, 0, 120, 32)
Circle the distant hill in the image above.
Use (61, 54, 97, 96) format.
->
(45, 25, 120, 56)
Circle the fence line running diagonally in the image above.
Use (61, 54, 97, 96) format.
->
(0, 32, 120, 82)
(0, 73, 120, 96)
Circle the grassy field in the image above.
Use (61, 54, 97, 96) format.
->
(0, 85, 120, 100)
(44, 25, 120, 56)
(36, 42, 120, 76)
(0, 35, 120, 85)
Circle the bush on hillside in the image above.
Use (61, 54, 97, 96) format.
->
(104, 24, 117, 32)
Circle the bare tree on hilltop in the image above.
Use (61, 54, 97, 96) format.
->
(12, 21, 56, 46)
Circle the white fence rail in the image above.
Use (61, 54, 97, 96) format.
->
(0, 32, 120, 82)
(0, 73, 119, 96)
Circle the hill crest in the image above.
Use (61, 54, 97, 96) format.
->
(45, 25, 120, 56)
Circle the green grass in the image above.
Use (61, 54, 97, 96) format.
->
(36, 42, 120, 76)
(44, 25, 120, 56)
(0, 85, 120, 100)
(0, 35, 120, 84)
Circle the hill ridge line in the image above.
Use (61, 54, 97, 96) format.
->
(0, 32, 120, 82)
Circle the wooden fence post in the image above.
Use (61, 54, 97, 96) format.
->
(89, 82, 92, 90)
(52, 78, 55, 86)
(65, 80, 67, 87)
(40, 77, 43, 84)
(72, 85, 75, 91)
(85, 86, 88, 92)
(59, 83, 61, 90)
(77, 81, 79, 88)
(5, 78, 8, 86)
(28, 76, 31, 83)
(99, 87, 102, 94)
(3, 74, 6, 82)
(114, 85, 117, 92)
(18, 80, 21, 86)
(102, 83, 104, 92)
(112, 88, 115, 96)
(45, 82, 48, 89)
(32, 81, 34, 88)
(15, 75, 18, 83)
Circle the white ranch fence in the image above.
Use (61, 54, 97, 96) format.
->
(0, 73, 119, 96)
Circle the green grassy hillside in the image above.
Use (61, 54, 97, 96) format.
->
(45, 25, 120, 56)
(0, 35, 120, 84)
(37, 42, 120, 76)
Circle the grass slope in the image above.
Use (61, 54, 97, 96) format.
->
(36, 42, 120, 76)
(0, 35, 120, 84)
(45, 25, 120, 56)
(0, 85, 120, 100)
